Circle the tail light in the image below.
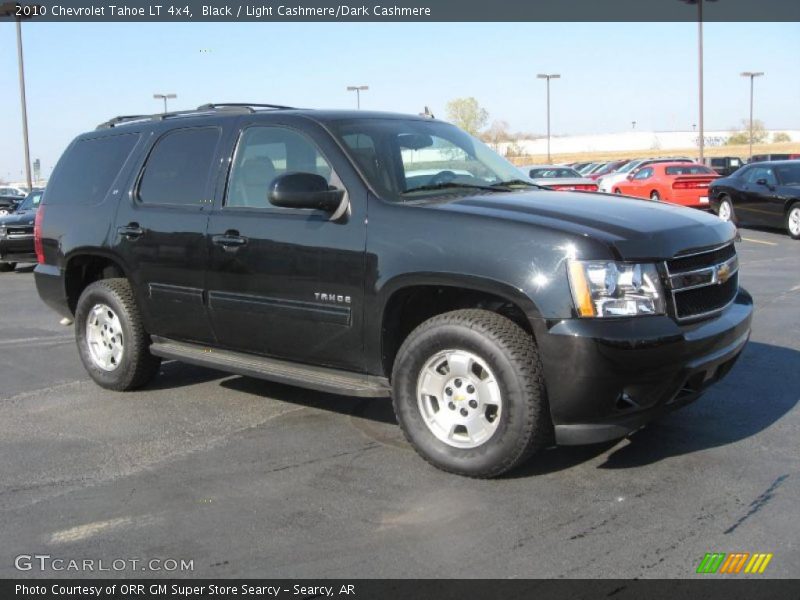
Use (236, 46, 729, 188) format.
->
(550, 183, 598, 192)
(34, 205, 45, 264)
(672, 180, 712, 190)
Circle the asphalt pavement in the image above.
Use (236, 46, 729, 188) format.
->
(0, 225, 798, 579)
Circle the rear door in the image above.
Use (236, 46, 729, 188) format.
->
(204, 117, 368, 370)
(112, 123, 227, 343)
(738, 166, 773, 226)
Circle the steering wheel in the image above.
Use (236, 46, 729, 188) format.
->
(429, 170, 457, 186)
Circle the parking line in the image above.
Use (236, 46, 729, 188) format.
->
(741, 237, 778, 246)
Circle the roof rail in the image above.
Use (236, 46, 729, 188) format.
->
(96, 102, 297, 129)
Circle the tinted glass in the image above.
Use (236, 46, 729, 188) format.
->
(226, 126, 334, 209)
(775, 164, 800, 185)
(665, 165, 714, 175)
(45, 134, 140, 205)
(530, 168, 580, 178)
(18, 192, 42, 211)
(138, 127, 220, 205)
(633, 167, 653, 179)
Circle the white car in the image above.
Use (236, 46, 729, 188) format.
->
(0, 186, 27, 198)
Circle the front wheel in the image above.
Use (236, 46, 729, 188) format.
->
(75, 278, 161, 391)
(391, 309, 550, 478)
(717, 196, 734, 223)
(787, 203, 800, 240)
(0, 262, 16, 272)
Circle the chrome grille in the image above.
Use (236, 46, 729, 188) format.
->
(666, 243, 739, 321)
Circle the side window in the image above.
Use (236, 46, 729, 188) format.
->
(634, 167, 652, 180)
(226, 126, 334, 209)
(138, 127, 221, 206)
(45, 134, 140, 206)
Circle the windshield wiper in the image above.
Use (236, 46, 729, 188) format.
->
(402, 182, 512, 195)
(490, 179, 543, 189)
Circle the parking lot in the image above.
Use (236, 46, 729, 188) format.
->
(0, 225, 797, 579)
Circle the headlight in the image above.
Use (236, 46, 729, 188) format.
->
(567, 259, 665, 317)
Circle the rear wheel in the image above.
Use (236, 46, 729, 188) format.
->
(650, 190, 661, 201)
(717, 196, 734, 223)
(787, 203, 800, 240)
(391, 309, 550, 478)
(0, 262, 16, 272)
(75, 278, 161, 391)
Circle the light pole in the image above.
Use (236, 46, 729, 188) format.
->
(682, 0, 718, 163)
(153, 93, 177, 113)
(346, 85, 369, 109)
(536, 73, 560, 164)
(632, 121, 637, 130)
(740, 71, 764, 160)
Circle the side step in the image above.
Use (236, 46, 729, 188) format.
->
(149, 338, 391, 398)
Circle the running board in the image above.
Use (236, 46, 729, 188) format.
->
(149, 338, 391, 398)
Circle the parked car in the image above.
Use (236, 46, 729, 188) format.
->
(0, 195, 22, 216)
(578, 162, 603, 175)
(612, 162, 719, 208)
(569, 161, 594, 172)
(519, 165, 598, 191)
(749, 153, 800, 164)
(0, 186, 27, 198)
(34, 104, 751, 478)
(0, 190, 42, 271)
(704, 156, 744, 177)
(710, 160, 800, 239)
(586, 159, 630, 181)
(598, 157, 694, 193)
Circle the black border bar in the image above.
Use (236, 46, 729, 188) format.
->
(1, 0, 799, 22)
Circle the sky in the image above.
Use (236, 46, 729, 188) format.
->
(1, 21, 799, 181)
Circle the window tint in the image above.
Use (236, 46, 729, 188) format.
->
(529, 168, 580, 178)
(226, 126, 334, 209)
(45, 134, 140, 205)
(633, 167, 653, 180)
(665, 165, 714, 175)
(775, 164, 800, 185)
(138, 127, 220, 205)
(745, 166, 777, 185)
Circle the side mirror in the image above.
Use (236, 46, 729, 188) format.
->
(626, 173, 634, 181)
(268, 172, 345, 212)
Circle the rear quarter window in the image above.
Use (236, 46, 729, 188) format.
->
(45, 133, 140, 205)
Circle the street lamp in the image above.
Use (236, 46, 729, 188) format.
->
(681, 0, 718, 163)
(631, 121, 637, 130)
(153, 93, 177, 113)
(1, 2, 34, 192)
(346, 85, 369, 109)
(740, 72, 764, 160)
(536, 73, 560, 164)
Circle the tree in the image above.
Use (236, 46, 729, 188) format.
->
(772, 131, 791, 143)
(727, 119, 768, 145)
(445, 97, 489, 136)
(481, 120, 511, 150)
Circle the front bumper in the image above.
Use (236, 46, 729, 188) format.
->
(536, 287, 753, 445)
(0, 236, 35, 262)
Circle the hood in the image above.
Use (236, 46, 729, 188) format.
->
(0, 209, 36, 227)
(423, 190, 736, 261)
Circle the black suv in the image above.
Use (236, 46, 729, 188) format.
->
(34, 104, 753, 477)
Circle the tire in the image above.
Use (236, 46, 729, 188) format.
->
(650, 190, 661, 201)
(391, 309, 550, 478)
(0, 262, 17, 272)
(74, 278, 161, 391)
(613, 188, 622, 194)
(786, 203, 800, 240)
(717, 196, 735, 223)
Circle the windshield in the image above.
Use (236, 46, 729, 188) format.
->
(617, 160, 642, 173)
(775, 163, 800, 185)
(530, 168, 580, 178)
(328, 118, 532, 201)
(18, 192, 42, 211)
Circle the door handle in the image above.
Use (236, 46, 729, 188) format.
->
(212, 231, 248, 251)
(117, 223, 144, 240)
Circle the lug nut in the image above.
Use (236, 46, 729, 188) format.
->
(460, 408, 468, 417)
(448, 402, 456, 410)
(445, 387, 453, 396)
(469, 400, 478, 408)
(455, 379, 462, 388)
(467, 384, 475, 394)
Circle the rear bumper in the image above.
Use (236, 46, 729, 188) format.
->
(34, 263, 72, 319)
(536, 288, 753, 445)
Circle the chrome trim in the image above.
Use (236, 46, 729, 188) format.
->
(669, 241, 734, 260)
(667, 255, 739, 292)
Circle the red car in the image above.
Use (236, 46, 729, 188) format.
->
(612, 162, 719, 208)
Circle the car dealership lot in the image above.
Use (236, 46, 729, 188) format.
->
(0, 227, 797, 579)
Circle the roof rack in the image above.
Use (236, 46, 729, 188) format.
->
(96, 102, 298, 129)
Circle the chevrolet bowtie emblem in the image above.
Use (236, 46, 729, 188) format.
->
(716, 263, 732, 284)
